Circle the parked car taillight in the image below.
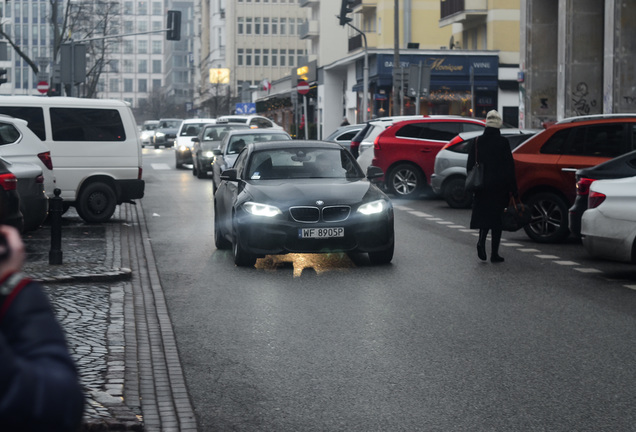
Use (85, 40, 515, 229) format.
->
(138, 167, 143, 180)
(576, 177, 595, 196)
(588, 191, 606, 209)
(0, 173, 18, 191)
(373, 135, 381, 150)
(38, 151, 54, 170)
(35, 174, 44, 184)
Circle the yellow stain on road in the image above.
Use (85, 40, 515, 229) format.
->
(256, 253, 356, 277)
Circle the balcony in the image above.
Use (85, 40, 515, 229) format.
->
(299, 19, 319, 40)
(351, 0, 376, 13)
(439, 0, 487, 26)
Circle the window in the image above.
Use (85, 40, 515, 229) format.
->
(272, 18, 278, 34)
(152, 59, 162, 73)
(263, 49, 269, 66)
(138, 79, 147, 93)
(152, 79, 161, 90)
(110, 78, 119, 92)
(246, 49, 252, 66)
(263, 18, 269, 35)
(110, 61, 119, 73)
(138, 21, 148, 32)
(396, 122, 461, 141)
(566, 125, 626, 158)
(152, 40, 162, 54)
(237, 17, 244, 34)
(138, 40, 148, 54)
(541, 129, 571, 155)
(246, 17, 252, 34)
(152, 20, 162, 31)
(124, 1, 133, 14)
(288, 18, 295, 35)
(137, 1, 148, 14)
(288, 49, 294, 67)
(254, 49, 260, 66)
(123, 59, 133, 73)
(280, 18, 286, 35)
(255, 17, 261, 34)
(280, 49, 286, 66)
(152, 1, 162, 15)
(0, 107, 45, 140)
(237, 48, 244, 66)
(124, 20, 133, 33)
(124, 40, 133, 54)
(124, 78, 133, 92)
(272, 49, 278, 66)
(138, 59, 148, 73)
(50, 108, 126, 142)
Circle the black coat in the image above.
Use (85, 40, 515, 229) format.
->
(467, 127, 518, 230)
(0, 279, 85, 431)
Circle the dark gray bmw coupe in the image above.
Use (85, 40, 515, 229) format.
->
(214, 140, 395, 267)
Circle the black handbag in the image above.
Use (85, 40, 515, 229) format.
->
(502, 197, 531, 232)
(465, 138, 485, 192)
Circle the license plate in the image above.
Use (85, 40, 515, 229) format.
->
(298, 227, 344, 239)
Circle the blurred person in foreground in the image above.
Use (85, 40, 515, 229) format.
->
(466, 110, 518, 263)
(0, 224, 84, 431)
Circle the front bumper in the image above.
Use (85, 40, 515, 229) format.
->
(176, 147, 193, 164)
(235, 208, 394, 256)
(568, 196, 587, 237)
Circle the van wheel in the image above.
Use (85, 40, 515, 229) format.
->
(76, 182, 117, 223)
(443, 177, 473, 208)
(387, 164, 424, 199)
(523, 192, 570, 243)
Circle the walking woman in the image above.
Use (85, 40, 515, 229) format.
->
(467, 110, 518, 263)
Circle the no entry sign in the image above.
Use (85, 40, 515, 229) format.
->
(37, 81, 49, 94)
(297, 80, 309, 95)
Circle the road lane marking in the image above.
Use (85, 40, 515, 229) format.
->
(536, 254, 560, 259)
(436, 221, 454, 225)
(518, 248, 541, 253)
(151, 163, 171, 170)
(574, 268, 603, 273)
(554, 261, 580, 266)
(625, 285, 636, 291)
(408, 211, 432, 217)
(501, 242, 523, 247)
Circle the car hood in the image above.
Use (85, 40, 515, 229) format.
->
(244, 179, 385, 206)
(201, 142, 222, 152)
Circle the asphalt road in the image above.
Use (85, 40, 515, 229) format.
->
(140, 147, 636, 432)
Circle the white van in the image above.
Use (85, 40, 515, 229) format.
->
(0, 96, 145, 223)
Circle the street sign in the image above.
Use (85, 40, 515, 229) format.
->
(37, 81, 49, 94)
(297, 80, 310, 95)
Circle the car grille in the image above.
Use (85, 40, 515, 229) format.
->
(290, 206, 351, 223)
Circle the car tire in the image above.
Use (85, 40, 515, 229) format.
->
(368, 242, 394, 265)
(175, 156, 183, 169)
(232, 217, 257, 267)
(76, 182, 117, 223)
(523, 192, 570, 243)
(443, 177, 473, 209)
(387, 164, 424, 199)
(197, 165, 207, 179)
(214, 204, 231, 250)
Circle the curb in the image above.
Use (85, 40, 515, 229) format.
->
(33, 268, 133, 284)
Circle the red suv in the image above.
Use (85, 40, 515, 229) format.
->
(371, 116, 486, 199)
(513, 114, 636, 243)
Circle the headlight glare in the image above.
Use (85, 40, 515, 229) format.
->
(357, 200, 386, 215)
(244, 202, 282, 217)
(204, 151, 215, 158)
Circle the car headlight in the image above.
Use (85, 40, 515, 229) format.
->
(204, 151, 215, 158)
(156, 132, 165, 138)
(179, 145, 189, 152)
(243, 202, 282, 217)
(357, 199, 387, 215)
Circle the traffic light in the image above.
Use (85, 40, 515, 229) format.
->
(0, 68, 7, 85)
(167, 10, 181, 41)
(338, 0, 354, 26)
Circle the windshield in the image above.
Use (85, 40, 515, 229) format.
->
(247, 148, 363, 180)
(143, 123, 158, 131)
(160, 120, 181, 128)
(180, 123, 209, 137)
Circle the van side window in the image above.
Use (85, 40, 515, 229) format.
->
(51, 108, 126, 141)
(0, 107, 46, 140)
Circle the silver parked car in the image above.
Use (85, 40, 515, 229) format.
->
(3, 157, 48, 232)
(431, 129, 539, 208)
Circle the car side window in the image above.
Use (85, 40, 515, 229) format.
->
(461, 123, 485, 133)
(337, 131, 358, 141)
(0, 122, 21, 145)
(233, 150, 249, 177)
(255, 118, 272, 128)
(540, 129, 571, 154)
(51, 108, 126, 141)
(566, 124, 625, 157)
(399, 123, 460, 141)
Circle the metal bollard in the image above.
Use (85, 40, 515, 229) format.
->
(49, 188, 63, 265)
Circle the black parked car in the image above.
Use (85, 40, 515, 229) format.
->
(214, 140, 394, 267)
(0, 158, 23, 231)
(569, 149, 636, 237)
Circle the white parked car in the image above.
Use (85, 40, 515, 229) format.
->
(581, 175, 636, 263)
(0, 115, 56, 198)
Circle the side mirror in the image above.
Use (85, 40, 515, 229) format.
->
(220, 169, 238, 182)
(366, 165, 384, 181)
(191, 137, 199, 143)
(212, 149, 222, 156)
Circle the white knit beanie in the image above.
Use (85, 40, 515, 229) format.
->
(485, 110, 503, 128)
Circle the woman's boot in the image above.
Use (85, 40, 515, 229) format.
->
(491, 228, 504, 263)
(477, 229, 488, 261)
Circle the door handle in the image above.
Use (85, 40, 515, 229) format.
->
(561, 168, 577, 172)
